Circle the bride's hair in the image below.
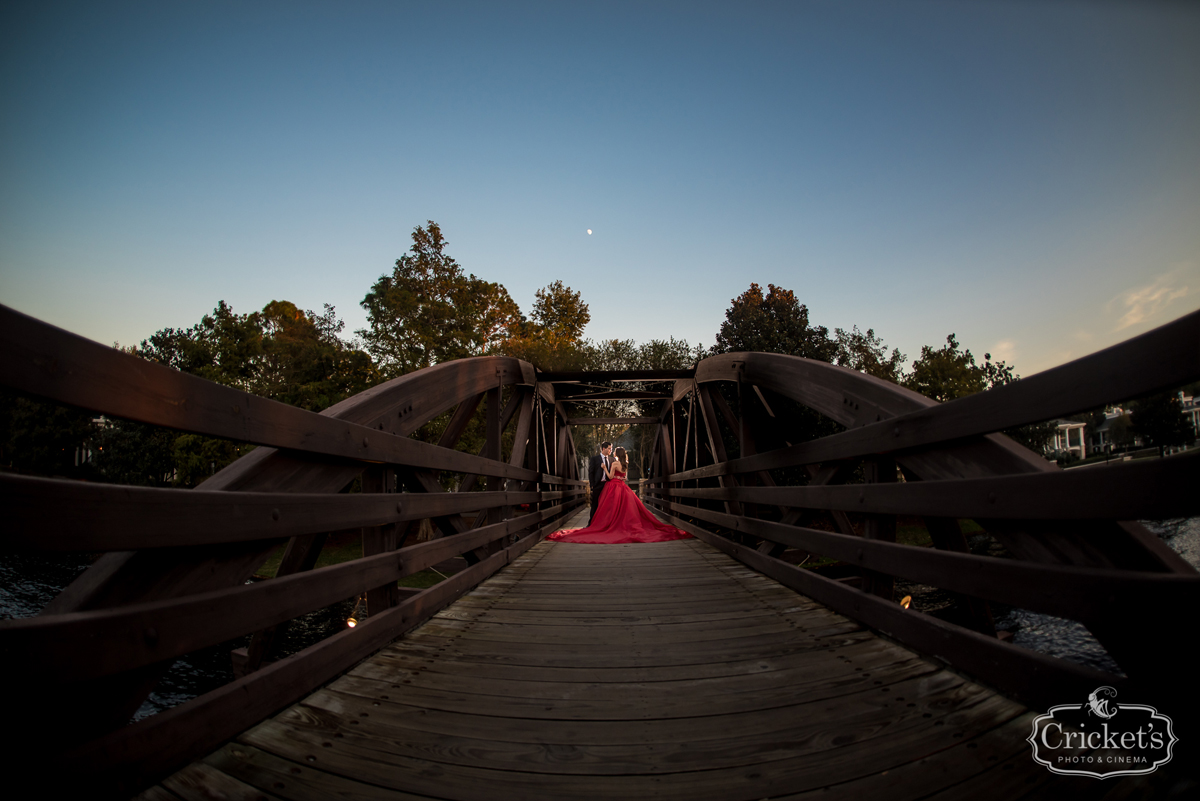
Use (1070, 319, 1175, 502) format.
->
(613, 447, 627, 472)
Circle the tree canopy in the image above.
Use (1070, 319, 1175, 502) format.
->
(902, 334, 987, 402)
(359, 221, 521, 378)
(1132, 391, 1196, 456)
(9, 223, 1164, 488)
(832, 326, 906, 383)
(712, 283, 835, 361)
(500, 280, 592, 372)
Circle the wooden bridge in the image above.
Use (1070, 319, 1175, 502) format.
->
(1, 303, 1198, 799)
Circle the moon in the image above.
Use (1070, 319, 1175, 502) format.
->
(587, 229, 592, 235)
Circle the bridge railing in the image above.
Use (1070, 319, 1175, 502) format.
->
(0, 303, 584, 793)
(644, 310, 1200, 712)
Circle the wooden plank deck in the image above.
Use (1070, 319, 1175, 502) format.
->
(142, 510, 1138, 800)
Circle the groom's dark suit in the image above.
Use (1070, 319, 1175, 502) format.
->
(588, 452, 610, 524)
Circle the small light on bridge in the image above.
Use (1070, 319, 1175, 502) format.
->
(347, 593, 366, 628)
(899, 596, 912, 609)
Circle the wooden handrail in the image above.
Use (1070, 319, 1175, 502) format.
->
(652, 509, 1127, 711)
(0, 509, 562, 681)
(3, 473, 581, 550)
(66, 517, 561, 795)
(651, 451, 1200, 520)
(644, 495, 1199, 621)
(669, 308, 1199, 481)
(0, 303, 539, 480)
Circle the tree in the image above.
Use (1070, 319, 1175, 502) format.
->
(712, 283, 835, 361)
(0, 389, 98, 479)
(905, 334, 1054, 453)
(359, 221, 522, 377)
(501, 281, 591, 372)
(532, 280, 590, 344)
(258, 301, 376, 411)
(134, 300, 373, 485)
(904, 334, 986, 402)
(1132, 391, 1196, 456)
(636, 337, 706, 371)
(832, 326, 906, 382)
(140, 300, 264, 391)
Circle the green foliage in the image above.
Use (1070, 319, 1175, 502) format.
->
(904, 334, 1054, 452)
(712, 283, 835, 361)
(91, 419, 177, 486)
(359, 221, 521, 377)
(501, 280, 591, 372)
(128, 299, 376, 486)
(258, 301, 377, 411)
(903, 334, 987, 402)
(532, 279, 590, 343)
(169, 434, 255, 487)
(635, 337, 706, 370)
(1131, 391, 1196, 455)
(586, 338, 639, 371)
(0, 390, 98, 479)
(140, 300, 263, 390)
(832, 326, 906, 382)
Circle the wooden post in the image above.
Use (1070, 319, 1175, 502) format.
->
(485, 384, 503, 554)
(362, 465, 400, 615)
(860, 457, 897, 601)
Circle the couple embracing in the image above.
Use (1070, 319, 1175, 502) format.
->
(549, 441, 691, 544)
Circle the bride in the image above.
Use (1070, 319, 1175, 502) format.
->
(549, 446, 692, 544)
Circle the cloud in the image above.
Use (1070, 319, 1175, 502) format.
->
(989, 339, 1016, 364)
(1112, 271, 1190, 331)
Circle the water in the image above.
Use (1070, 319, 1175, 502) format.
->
(999, 518, 1200, 676)
(0, 549, 95, 619)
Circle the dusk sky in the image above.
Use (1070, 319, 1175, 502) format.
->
(2, 0, 1197, 377)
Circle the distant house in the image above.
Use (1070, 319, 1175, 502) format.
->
(1049, 420, 1087, 459)
(1085, 395, 1198, 457)
(1088, 408, 1136, 454)
(1181, 392, 1200, 438)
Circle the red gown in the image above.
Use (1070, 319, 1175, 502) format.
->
(549, 471, 692, 544)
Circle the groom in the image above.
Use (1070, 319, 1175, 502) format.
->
(588, 441, 613, 524)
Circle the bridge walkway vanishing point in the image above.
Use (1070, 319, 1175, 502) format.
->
(145, 507, 1134, 801)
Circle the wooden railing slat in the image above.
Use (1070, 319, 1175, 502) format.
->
(657, 451, 1200, 520)
(670, 309, 1200, 481)
(1, 473, 580, 550)
(654, 507, 1130, 713)
(61, 513, 572, 795)
(0, 506, 579, 680)
(0, 303, 538, 481)
(644, 495, 1199, 621)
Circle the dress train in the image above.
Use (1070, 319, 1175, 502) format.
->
(549, 473, 691, 544)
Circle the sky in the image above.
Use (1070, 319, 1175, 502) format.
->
(2, 0, 1198, 377)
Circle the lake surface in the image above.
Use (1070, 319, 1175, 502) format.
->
(992, 517, 1199, 676)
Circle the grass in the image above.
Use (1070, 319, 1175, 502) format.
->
(399, 569, 447, 589)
